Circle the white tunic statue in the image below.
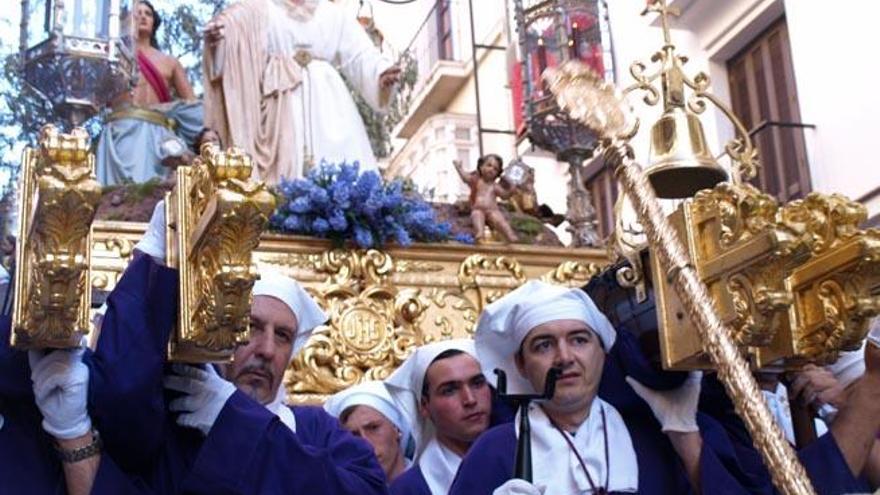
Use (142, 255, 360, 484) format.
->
(204, 0, 399, 184)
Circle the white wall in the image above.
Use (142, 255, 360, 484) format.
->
(605, 0, 880, 218)
(784, 0, 880, 213)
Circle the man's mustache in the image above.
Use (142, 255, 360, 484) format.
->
(238, 359, 274, 381)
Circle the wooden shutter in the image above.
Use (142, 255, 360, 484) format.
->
(727, 18, 811, 202)
(584, 161, 618, 240)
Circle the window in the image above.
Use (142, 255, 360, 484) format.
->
(584, 160, 618, 240)
(727, 18, 811, 202)
(436, 0, 453, 60)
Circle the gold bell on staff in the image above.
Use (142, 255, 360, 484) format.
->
(645, 106, 729, 199)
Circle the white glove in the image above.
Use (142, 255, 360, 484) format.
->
(28, 348, 92, 440)
(164, 363, 236, 435)
(492, 479, 546, 495)
(134, 201, 166, 265)
(626, 371, 702, 433)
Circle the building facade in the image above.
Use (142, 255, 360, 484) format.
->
(363, 0, 880, 244)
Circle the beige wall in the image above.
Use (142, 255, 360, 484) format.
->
(784, 0, 880, 215)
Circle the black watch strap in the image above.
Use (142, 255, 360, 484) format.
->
(56, 430, 102, 463)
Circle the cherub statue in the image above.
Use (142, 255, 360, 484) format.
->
(454, 154, 519, 243)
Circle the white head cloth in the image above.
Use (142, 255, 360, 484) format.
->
(324, 380, 411, 452)
(475, 280, 616, 394)
(252, 270, 327, 359)
(134, 201, 166, 264)
(384, 338, 477, 458)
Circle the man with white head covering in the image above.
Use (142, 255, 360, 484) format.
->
(325, 380, 412, 482)
(450, 280, 781, 495)
(385, 339, 493, 495)
(85, 202, 387, 494)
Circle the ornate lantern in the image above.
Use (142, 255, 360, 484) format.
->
(19, 0, 136, 124)
(512, 0, 613, 247)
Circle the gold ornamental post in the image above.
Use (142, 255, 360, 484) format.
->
(166, 144, 277, 362)
(603, 142, 816, 495)
(12, 125, 102, 349)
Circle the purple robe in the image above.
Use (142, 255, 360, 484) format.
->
(449, 411, 756, 495)
(0, 315, 150, 494)
(389, 463, 430, 495)
(88, 255, 388, 494)
(699, 374, 870, 495)
(449, 332, 871, 495)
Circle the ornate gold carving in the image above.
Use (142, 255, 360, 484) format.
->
(782, 229, 880, 365)
(458, 254, 526, 307)
(167, 145, 276, 362)
(778, 192, 868, 255)
(89, 224, 608, 401)
(726, 273, 792, 347)
(12, 125, 101, 349)
(540, 261, 602, 287)
(693, 182, 780, 250)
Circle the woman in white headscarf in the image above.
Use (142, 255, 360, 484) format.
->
(325, 380, 413, 482)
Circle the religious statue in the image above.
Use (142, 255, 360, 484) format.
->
(95, 1, 204, 186)
(453, 155, 519, 243)
(202, 0, 401, 184)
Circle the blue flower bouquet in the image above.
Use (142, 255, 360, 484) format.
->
(271, 162, 453, 249)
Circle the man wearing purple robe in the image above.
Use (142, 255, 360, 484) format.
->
(84, 202, 388, 494)
(448, 280, 875, 495)
(384, 340, 495, 495)
(0, 306, 155, 493)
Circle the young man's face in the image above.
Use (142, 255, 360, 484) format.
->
(516, 319, 604, 415)
(419, 353, 492, 447)
(227, 296, 297, 405)
(135, 2, 155, 39)
(342, 405, 403, 478)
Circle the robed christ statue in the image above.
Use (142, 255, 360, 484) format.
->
(204, 0, 401, 184)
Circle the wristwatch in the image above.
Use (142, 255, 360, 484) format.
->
(55, 430, 102, 463)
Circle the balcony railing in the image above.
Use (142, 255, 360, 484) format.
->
(747, 120, 815, 203)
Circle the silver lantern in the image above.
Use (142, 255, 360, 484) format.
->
(19, 0, 136, 125)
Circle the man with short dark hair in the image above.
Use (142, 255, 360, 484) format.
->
(450, 281, 775, 495)
(386, 340, 493, 495)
